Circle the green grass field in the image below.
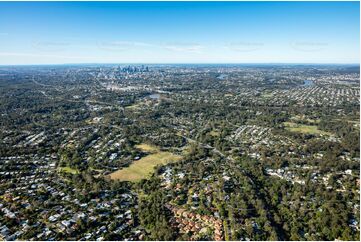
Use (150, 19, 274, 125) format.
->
(135, 143, 159, 153)
(58, 166, 79, 174)
(109, 143, 182, 182)
(125, 103, 142, 110)
(125, 99, 153, 111)
(283, 122, 330, 135)
(261, 92, 274, 98)
(290, 115, 320, 124)
(209, 130, 220, 137)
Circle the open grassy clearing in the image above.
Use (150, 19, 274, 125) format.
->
(180, 144, 193, 156)
(290, 115, 320, 124)
(125, 99, 154, 111)
(125, 102, 143, 110)
(135, 143, 159, 153)
(109, 143, 182, 182)
(283, 122, 331, 136)
(58, 166, 79, 174)
(209, 130, 220, 137)
(65, 143, 75, 149)
(109, 151, 181, 182)
(261, 92, 274, 98)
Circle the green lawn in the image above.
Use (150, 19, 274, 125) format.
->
(209, 130, 220, 137)
(135, 143, 159, 153)
(290, 115, 320, 124)
(58, 166, 79, 174)
(283, 122, 331, 136)
(261, 92, 274, 98)
(125, 103, 142, 110)
(109, 144, 182, 182)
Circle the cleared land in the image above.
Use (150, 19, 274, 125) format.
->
(58, 166, 79, 174)
(109, 143, 182, 182)
(209, 130, 220, 137)
(283, 122, 330, 135)
(261, 92, 274, 98)
(125, 100, 153, 111)
(290, 115, 320, 124)
(135, 143, 159, 153)
(125, 103, 142, 110)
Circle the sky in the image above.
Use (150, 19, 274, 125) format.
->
(0, 1, 359, 65)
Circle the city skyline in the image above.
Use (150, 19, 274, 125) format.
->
(0, 1, 360, 65)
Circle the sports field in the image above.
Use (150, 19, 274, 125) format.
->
(283, 122, 330, 135)
(109, 143, 182, 182)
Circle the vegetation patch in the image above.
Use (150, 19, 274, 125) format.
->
(261, 92, 274, 98)
(58, 166, 79, 174)
(290, 115, 320, 124)
(109, 144, 182, 182)
(135, 143, 159, 153)
(342, 119, 360, 130)
(209, 130, 220, 137)
(125, 102, 142, 110)
(283, 122, 330, 135)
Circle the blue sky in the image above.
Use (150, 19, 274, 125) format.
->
(0, 1, 359, 64)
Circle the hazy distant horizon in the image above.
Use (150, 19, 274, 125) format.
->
(0, 63, 360, 68)
(0, 1, 359, 65)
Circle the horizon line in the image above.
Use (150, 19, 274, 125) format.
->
(0, 62, 360, 67)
